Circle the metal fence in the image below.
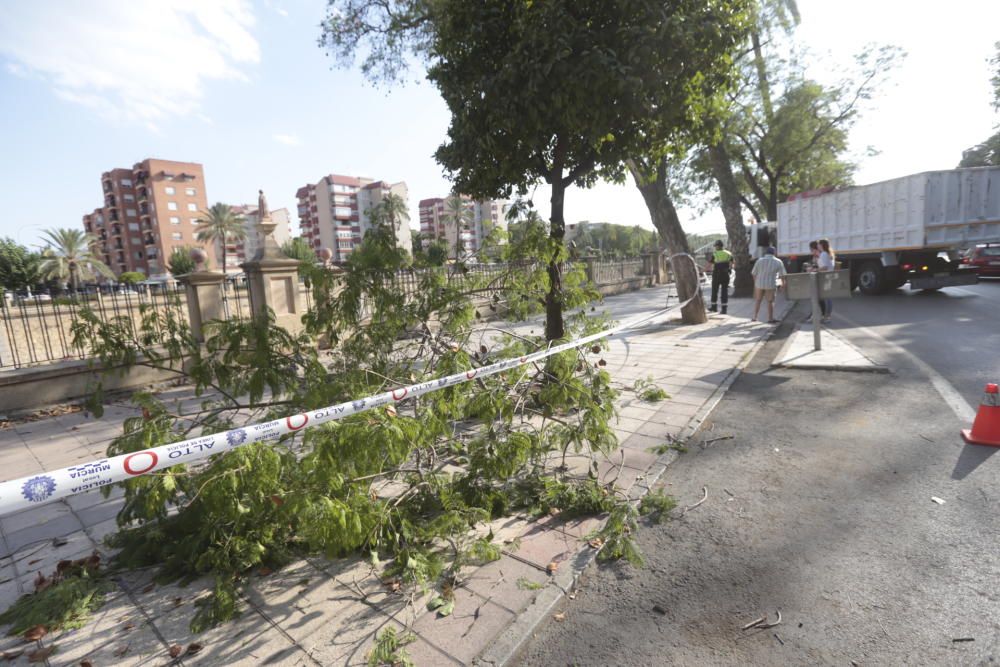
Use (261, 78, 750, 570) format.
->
(590, 258, 646, 284)
(0, 284, 188, 369)
(0, 257, 653, 371)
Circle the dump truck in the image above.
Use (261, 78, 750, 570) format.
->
(749, 166, 1000, 294)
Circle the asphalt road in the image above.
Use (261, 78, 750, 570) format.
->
(829, 277, 1000, 407)
(514, 285, 1000, 666)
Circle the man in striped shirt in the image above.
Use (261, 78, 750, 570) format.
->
(751, 246, 786, 323)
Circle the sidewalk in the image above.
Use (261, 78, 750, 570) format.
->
(0, 286, 789, 666)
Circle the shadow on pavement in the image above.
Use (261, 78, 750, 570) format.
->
(951, 443, 1000, 480)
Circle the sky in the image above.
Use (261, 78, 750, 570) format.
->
(0, 0, 998, 250)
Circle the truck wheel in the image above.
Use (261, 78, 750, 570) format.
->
(857, 261, 886, 295)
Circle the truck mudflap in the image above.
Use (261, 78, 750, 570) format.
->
(909, 273, 979, 290)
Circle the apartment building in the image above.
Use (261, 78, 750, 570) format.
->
(296, 174, 409, 264)
(81, 159, 210, 280)
(418, 195, 507, 256)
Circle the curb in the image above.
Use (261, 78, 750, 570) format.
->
(771, 319, 890, 374)
(475, 300, 793, 666)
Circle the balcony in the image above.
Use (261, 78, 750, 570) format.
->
(144, 235, 156, 246)
(139, 203, 150, 216)
(111, 225, 122, 236)
(105, 195, 117, 208)
(109, 212, 120, 222)
(114, 241, 124, 250)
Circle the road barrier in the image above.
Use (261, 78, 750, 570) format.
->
(1, 299, 691, 516)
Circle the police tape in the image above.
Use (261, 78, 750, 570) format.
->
(0, 297, 693, 516)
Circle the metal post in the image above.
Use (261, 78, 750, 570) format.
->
(810, 272, 822, 351)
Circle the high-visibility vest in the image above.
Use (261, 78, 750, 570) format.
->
(712, 249, 732, 264)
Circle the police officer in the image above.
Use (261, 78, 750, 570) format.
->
(708, 240, 732, 314)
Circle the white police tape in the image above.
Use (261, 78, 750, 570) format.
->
(1, 299, 691, 516)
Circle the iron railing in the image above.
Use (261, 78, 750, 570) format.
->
(0, 257, 655, 371)
(0, 284, 187, 369)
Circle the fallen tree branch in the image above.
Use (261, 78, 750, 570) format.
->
(679, 486, 708, 516)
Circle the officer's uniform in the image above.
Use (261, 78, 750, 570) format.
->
(709, 247, 733, 314)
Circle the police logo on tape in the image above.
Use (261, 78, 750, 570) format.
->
(21, 475, 56, 503)
(226, 428, 248, 447)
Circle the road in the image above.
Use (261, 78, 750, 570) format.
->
(514, 278, 1000, 666)
(830, 277, 1000, 408)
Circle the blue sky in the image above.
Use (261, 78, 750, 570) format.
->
(0, 0, 998, 249)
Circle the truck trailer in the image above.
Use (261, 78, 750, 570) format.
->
(751, 167, 1000, 294)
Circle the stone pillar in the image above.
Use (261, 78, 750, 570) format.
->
(670, 253, 707, 325)
(582, 255, 598, 284)
(241, 209, 304, 334)
(642, 253, 656, 283)
(179, 271, 225, 342)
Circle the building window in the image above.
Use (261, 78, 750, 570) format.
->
(120, 178, 133, 188)
(165, 186, 176, 195)
(185, 187, 196, 196)
(130, 238, 141, 245)
(168, 216, 180, 225)
(187, 203, 197, 212)
(334, 206, 352, 217)
(333, 184, 356, 194)
(167, 201, 178, 211)
(135, 251, 143, 260)
(126, 208, 137, 217)
(128, 223, 140, 231)
(333, 194, 352, 205)
(123, 194, 135, 202)
(190, 218, 199, 225)
(171, 232, 183, 241)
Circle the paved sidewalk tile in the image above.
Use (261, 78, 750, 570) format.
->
(413, 586, 514, 664)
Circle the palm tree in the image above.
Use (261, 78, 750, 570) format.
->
(38, 228, 114, 292)
(443, 195, 474, 260)
(379, 192, 410, 232)
(195, 203, 247, 274)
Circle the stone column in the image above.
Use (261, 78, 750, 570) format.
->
(241, 208, 304, 334)
(178, 271, 225, 342)
(582, 255, 598, 284)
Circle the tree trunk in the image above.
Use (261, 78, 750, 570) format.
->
(670, 253, 707, 325)
(221, 235, 227, 275)
(751, 29, 774, 123)
(708, 143, 753, 297)
(628, 159, 691, 257)
(628, 157, 709, 324)
(546, 178, 566, 341)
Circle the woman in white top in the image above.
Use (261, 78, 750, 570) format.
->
(817, 238, 835, 322)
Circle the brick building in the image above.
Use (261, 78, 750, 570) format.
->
(81, 159, 211, 280)
(296, 174, 409, 264)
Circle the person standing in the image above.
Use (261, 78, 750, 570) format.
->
(708, 240, 733, 314)
(817, 238, 836, 323)
(751, 247, 786, 323)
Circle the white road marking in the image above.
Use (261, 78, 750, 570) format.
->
(836, 314, 977, 424)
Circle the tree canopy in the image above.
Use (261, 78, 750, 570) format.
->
(0, 238, 43, 291)
(958, 42, 1000, 167)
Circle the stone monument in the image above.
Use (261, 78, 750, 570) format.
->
(178, 246, 225, 342)
(242, 190, 304, 332)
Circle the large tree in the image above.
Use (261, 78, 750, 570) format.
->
(0, 238, 43, 291)
(322, 0, 751, 340)
(428, 1, 750, 339)
(38, 228, 114, 291)
(700, 30, 899, 293)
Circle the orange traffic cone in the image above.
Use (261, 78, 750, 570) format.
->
(962, 383, 1000, 447)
